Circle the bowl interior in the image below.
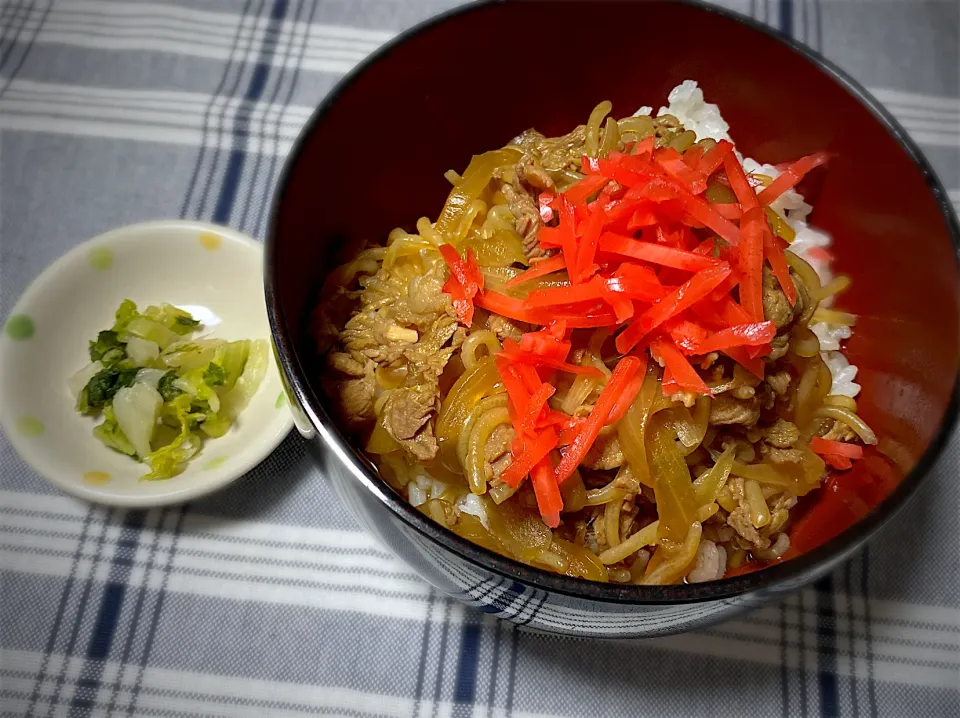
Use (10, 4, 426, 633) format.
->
(269, 1, 960, 592)
(0, 220, 292, 507)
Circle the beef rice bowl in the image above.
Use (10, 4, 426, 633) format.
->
(313, 82, 895, 587)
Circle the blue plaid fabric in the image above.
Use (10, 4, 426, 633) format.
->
(1, 1, 958, 716)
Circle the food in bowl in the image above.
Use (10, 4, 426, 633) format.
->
(314, 81, 887, 585)
(70, 299, 268, 478)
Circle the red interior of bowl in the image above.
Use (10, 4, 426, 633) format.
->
(271, 0, 959, 559)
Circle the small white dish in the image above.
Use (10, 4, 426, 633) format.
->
(0, 220, 294, 507)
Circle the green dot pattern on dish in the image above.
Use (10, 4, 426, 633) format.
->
(88, 247, 114, 270)
(16, 416, 45, 436)
(276, 391, 288, 409)
(204, 456, 228, 471)
(5, 314, 34, 340)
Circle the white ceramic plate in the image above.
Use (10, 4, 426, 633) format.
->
(0, 220, 293, 507)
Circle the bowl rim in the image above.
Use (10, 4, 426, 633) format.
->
(1, 218, 294, 508)
(265, 0, 960, 604)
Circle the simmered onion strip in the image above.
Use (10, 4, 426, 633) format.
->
(812, 307, 857, 326)
(585, 484, 626, 506)
(786, 251, 823, 296)
(813, 405, 878, 445)
(617, 115, 655, 141)
(642, 521, 702, 585)
(617, 366, 660, 488)
(488, 481, 517, 505)
(329, 251, 384, 290)
(795, 356, 831, 431)
(452, 199, 488, 244)
(754, 532, 791, 560)
(416, 217, 443, 246)
(790, 325, 821, 358)
(585, 101, 613, 158)
(744, 479, 770, 527)
(599, 520, 659, 565)
(605, 498, 623, 548)
(561, 372, 600, 415)
(598, 116, 621, 158)
(384, 233, 434, 269)
(690, 396, 712, 447)
(534, 550, 567, 572)
(435, 148, 521, 239)
(378, 451, 410, 489)
(375, 364, 408, 390)
(461, 330, 502, 372)
(559, 469, 587, 513)
(695, 503, 719, 522)
(466, 406, 511, 495)
(648, 415, 698, 543)
(587, 330, 612, 377)
(731, 456, 821, 496)
(814, 275, 851, 302)
(666, 396, 711, 456)
(823, 394, 857, 412)
(481, 204, 518, 236)
(552, 538, 608, 581)
(457, 393, 508, 468)
(693, 447, 735, 506)
(436, 356, 503, 470)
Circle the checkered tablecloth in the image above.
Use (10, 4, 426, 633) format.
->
(1, 1, 958, 716)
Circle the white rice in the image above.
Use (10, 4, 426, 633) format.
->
(687, 539, 727, 583)
(656, 79, 731, 143)
(456, 492, 490, 529)
(406, 470, 491, 528)
(650, 81, 860, 397)
(407, 470, 449, 507)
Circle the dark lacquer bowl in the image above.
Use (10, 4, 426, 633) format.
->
(265, 0, 960, 637)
